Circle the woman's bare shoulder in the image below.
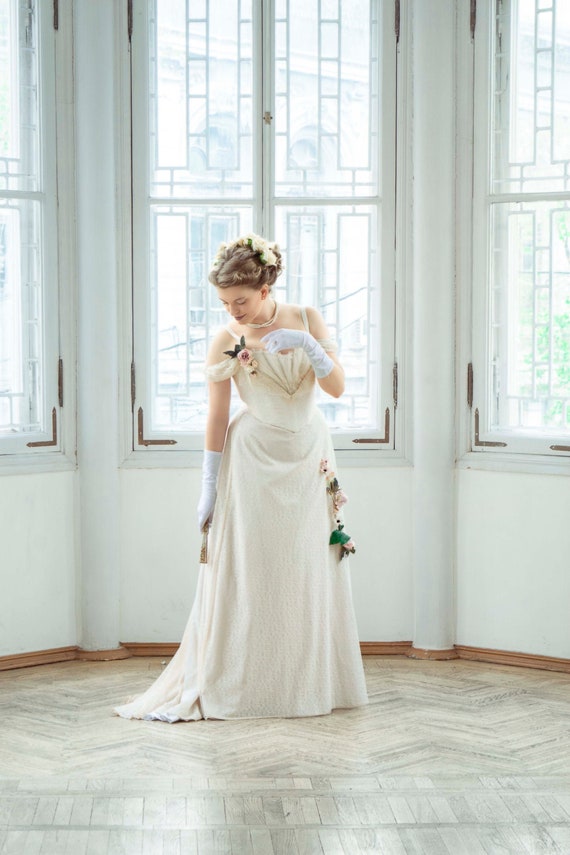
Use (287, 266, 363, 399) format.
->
(303, 305, 330, 338)
(276, 302, 326, 332)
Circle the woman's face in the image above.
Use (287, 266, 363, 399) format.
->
(217, 285, 269, 325)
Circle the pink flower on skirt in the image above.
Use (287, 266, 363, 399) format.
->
(343, 540, 356, 552)
(320, 458, 329, 473)
(333, 489, 348, 509)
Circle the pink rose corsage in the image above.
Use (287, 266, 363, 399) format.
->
(224, 335, 258, 375)
(237, 348, 258, 375)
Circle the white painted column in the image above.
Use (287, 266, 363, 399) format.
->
(411, 2, 456, 654)
(75, 1, 125, 653)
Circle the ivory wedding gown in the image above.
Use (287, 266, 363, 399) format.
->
(113, 312, 368, 722)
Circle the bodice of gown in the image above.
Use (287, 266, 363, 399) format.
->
(205, 340, 335, 433)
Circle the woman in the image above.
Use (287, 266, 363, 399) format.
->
(113, 234, 368, 721)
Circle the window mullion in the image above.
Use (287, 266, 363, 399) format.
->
(260, 0, 273, 238)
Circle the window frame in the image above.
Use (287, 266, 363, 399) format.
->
(460, 0, 570, 469)
(0, 0, 75, 472)
(125, 0, 405, 465)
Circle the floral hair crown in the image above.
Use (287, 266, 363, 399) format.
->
(213, 233, 278, 267)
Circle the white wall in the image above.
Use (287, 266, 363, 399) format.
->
(120, 469, 200, 642)
(341, 468, 413, 642)
(0, 472, 78, 656)
(119, 466, 414, 644)
(456, 469, 570, 659)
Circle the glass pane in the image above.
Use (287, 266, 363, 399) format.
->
(492, 0, 570, 193)
(150, 205, 253, 431)
(0, 198, 44, 434)
(490, 200, 570, 433)
(149, 0, 254, 199)
(274, 0, 379, 198)
(0, 0, 40, 192)
(274, 205, 380, 430)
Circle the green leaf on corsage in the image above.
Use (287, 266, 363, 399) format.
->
(330, 521, 356, 559)
(329, 528, 351, 546)
(223, 335, 248, 359)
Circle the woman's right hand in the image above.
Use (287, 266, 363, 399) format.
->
(197, 482, 217, 531)
(197, 450, 223, 530)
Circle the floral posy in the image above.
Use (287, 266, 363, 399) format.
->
(224, 336, 258, 375)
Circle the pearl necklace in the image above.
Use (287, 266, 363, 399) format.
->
(245, 300, 280, 329)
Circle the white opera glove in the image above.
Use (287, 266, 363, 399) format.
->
(197, 450, 222, 531)
(260, 329, 334, 379)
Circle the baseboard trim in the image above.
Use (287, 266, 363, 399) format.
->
(2, 642, 570, 675)
(121, 642, 179, 657)
(120, 641, 417, 658)
(0, 645, 79, 671)
(409, 646, 459, 660)
(360, 641, 413, 655)
(77, 646, 131, 661)
(455, 644, 570, 674)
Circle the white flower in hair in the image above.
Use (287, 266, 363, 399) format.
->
(234, 233, 277, 266)
(234, 233, 256, 249)
(261, 247, 277, 265)
(248, 233, 265, 253)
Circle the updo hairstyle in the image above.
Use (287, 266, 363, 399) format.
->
(208, 233, 283, 292)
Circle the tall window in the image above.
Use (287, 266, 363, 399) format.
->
(0, 0, 60, 457)
(472, 0, 570, 455)
(131, 0, 397, 453)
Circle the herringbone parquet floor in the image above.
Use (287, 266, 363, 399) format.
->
(1, 655, 569, 854)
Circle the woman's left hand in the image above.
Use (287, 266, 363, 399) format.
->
(260, 329, 308, 353)
(261, 328, 334, 378)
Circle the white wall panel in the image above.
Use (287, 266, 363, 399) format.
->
(341, 468, 413, 642)
(120, 469, 202, 642)
(457, 469, 570, 658)
(0, 472, 77, 656)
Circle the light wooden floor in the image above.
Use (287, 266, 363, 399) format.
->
(1, 655, 570, 854)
